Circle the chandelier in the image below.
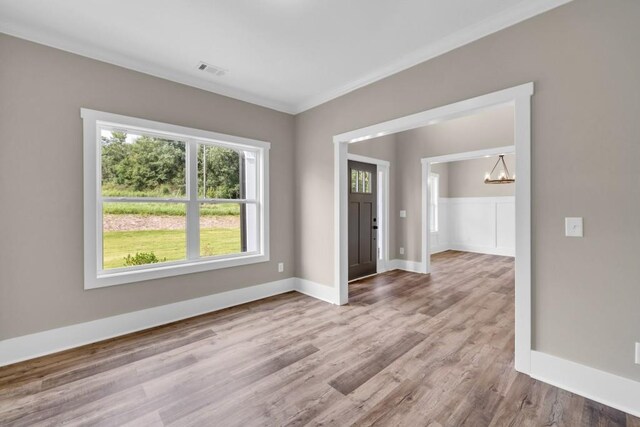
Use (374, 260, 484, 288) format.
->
(484, 155, 515, 184)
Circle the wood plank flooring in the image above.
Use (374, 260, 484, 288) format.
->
(1, 250, 638, 426)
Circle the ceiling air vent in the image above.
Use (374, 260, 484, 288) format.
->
(197, 61, 227, 77)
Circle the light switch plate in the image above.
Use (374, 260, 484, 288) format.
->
(400, 210, 407, 218)
(565, 217, 583, 237)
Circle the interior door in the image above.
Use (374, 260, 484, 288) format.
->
(348, 160, 377, 280)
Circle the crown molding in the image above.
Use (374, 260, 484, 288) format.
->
(0, 21, 298, 114)
(0, 0, 572, 115)
(294, 0, 573, 113)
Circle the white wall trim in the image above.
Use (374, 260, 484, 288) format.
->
(0, 22, 297, 114)
(447, 244, 514, 257)
(430, 246, 450, 255)
(0, 279, 279, 366)
(0, 277, 346, 367)
(531, 351, 640, 418)
(0, 1, 569, 115)
(347, 153, 391, 168)
(388, 259, 424, 274)
(334, 85, 532, 144)
(445, 196, 514, 204)
(422, 145, 515, 165)
(378, 163, 390, 274)
(295, 0, 571, 113)
(335, 82, 532, 374)
(7, 285, 640, 421)
(295, 278, 339, 305)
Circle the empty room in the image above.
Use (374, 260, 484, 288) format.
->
(1, 1, 639, 426)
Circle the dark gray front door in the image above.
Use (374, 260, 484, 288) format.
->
(348, 160, 377, 280)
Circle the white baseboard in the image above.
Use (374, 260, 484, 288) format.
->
(530, 350, 640, 418)
(0, 277, 346, 367)
(447, 244, 515, 257)
(0, 278, 297, 367)
(4, 281, 640, 421)
(294, 278, 338, 304)
(430, 246, 450, 255)
(388, 259, 426, 274)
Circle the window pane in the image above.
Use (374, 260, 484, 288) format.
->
(198, 145, 242, 199)
(100, 129, 186, 198)
(429, 174, 439, 232)
(351, 169, 358, 192)
(102, 202, 186, 270)
(364, 171, 371, 193)
(200, 203, 246, 257)
(351, 169, 374, 194)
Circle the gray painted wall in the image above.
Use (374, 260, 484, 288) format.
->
(448, 154, 515, 198)
(0, 34, 296, 340)
(295, 0, 640, 382)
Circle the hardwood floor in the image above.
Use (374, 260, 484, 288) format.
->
(1, 251, 638, 426)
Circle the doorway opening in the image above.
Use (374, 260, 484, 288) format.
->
(347, 159, 378, 281)
(334, 83, 533, 374)
(422, 145, 516, 273)
(346, 153, 390, 281)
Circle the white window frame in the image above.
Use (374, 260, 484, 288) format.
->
(428, 172, 439, 233)
(82, 108, 270, 289)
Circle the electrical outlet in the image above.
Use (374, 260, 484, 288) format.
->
(400, 210, 407, 218)
(399, 247, 405, 255)
(278, 262, 284, 273)
(635, 342, 640, 365)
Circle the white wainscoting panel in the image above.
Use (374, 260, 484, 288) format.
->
(496, 199, 516, 251)
(433, 197, 515, 257)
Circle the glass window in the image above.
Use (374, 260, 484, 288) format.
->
(101, 130, 186, 198)
(350, 169, 372, 194)
(198, 145, 241, 199)
(83, 109, 270, 288)
(199, 203, 243, 257)
(102, 202, 186, 270)
(429, 173, 439, 232)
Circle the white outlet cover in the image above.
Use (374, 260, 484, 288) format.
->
(565, 217, 583, 237)
(636, 342, 640, 365)
(399, 247, 405, 255)
(278, 262, 284, 273)
(400, 210, 407, 218)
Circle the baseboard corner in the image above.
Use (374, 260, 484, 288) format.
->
(294, 278, 338, 304)
(530, 350, 640, 418)
(388, 259, 425, 274)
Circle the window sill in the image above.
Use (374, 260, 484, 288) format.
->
(85, 253, 269, 289)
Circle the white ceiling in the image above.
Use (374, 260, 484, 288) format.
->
(0, 0, 570, 114)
